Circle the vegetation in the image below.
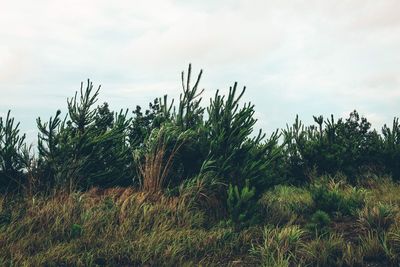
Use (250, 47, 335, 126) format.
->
(1, 65, 400, 266)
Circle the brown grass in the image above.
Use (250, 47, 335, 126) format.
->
(139, 129, 184, 194)
(1, 177, 400, 266)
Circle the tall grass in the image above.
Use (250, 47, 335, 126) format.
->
(0, 189, 258, 266)
(139, 126, 185, 194)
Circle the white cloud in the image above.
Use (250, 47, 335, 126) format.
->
(0, 0, 399, 136)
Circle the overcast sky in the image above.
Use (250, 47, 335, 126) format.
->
(1, 0, 399, 144)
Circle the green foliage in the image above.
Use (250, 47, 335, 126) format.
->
(282, 111, 386, 184)
(22, 64, 283, 197)
(310, 180, 365, 216)
(206, 82, 282, 191)
(138, 123, 193, 192)
(227, 180, 257, 229)
(37, 80, 134, 191)
(382, 118, 400, 180)
(129, 96, 173, 149)
(0, 111, 27, 191)
(129, 65, 282, 199)
(3, 64, 400, 266)
(70, 223, 83, 238)
(1, 64, 400, 207)
(176, 64, 204, 130)
(306, 210, 331, 235)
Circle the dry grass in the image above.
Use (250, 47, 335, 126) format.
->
(259, 185, 313, 225)
(1, 178, 400, 266)
(139, 127, 185, 194)
(364, 177, 400, 206)
(0, 188, 257, 266)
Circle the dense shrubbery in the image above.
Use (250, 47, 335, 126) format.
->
(2, 66, 282, 198)
(0, 111, 30, 191)
(1, 65, 400, 265)
(282, 111, 400, 185)
(36, 82, 133, 191)
(2, 65, 399, 194)
(1, 64, 400, 215)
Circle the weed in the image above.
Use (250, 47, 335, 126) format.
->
(259, 185, 313, 224)
(358, 202, 396, 232)
(227, 180, 257, 229)
(310, 179, 365, 216)
(70, 223, 83, 238)
(306, 210, 331, 235)
(300, 232, 345, 266)
(251, 225, 305, 266)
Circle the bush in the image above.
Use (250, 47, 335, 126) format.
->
(227, 180, 257, 229)
(70, 223, 83, 238)
(206, 82, 282, 192)
(382, 118, 400, 181)
(138, 124, 188, 193)
(306, 210, 331, 235)
(131, 65, 282, 200)
(36, 81, 134, 191)
(282, 111, 389, 184)
(0, 111, 28, 191)
(310, 179, 365, 216)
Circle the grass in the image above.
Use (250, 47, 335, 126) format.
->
(259, 185, 313, 225)
(250, 225, 305, 267)
(0, 188, 258, 266)
(1, 178, 400, 266)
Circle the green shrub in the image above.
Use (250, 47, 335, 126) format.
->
(37, 81, 134, 191)
(382, 118, 400, 181)
(306, 210, 331, 235)
(310, 180, 365, 216)
(0, 111, 27, 191)
(227, 180, 257, 229)
(282, 111, 391, 184)
(205, 77, 283, 192)
(70, 223, 83, 238)
(138, 124, 192, 193)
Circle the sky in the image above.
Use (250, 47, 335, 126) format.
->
(1, 0, 399, 144)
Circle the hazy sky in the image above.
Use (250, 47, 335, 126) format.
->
(1, 0, 399, 144)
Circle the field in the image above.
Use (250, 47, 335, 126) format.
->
(1, 65, 400, 266)
(1, 177, 400, 266)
